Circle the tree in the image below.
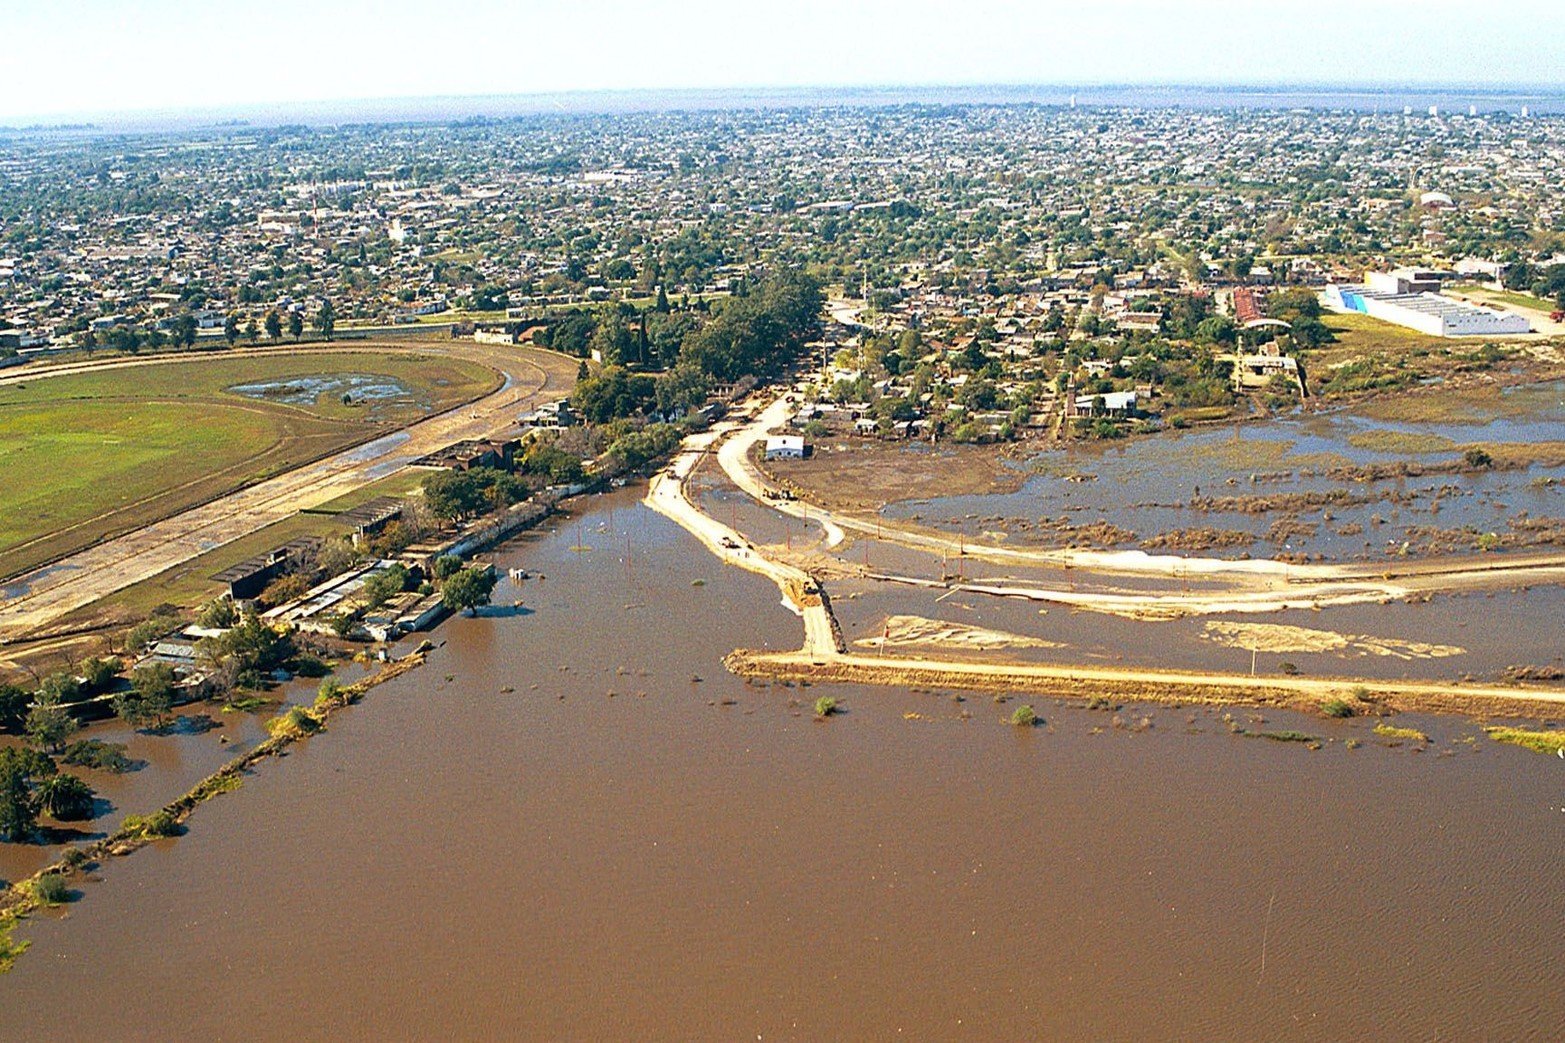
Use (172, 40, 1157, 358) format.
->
(199, 616, 293, 680)
(172, 314, 198, 348)
(471, 284, 509, 311)
(37, 772, 95, 821)
(115, 663, 176, 729)
(288, 310, 304, 340)
(196, 597, 238, 629)
(0, 683, 31, 733)
(223, 313, 240, 347)
(359, 564, 410, 610)
(264, 310, 283, 341)
(441, 566, 497, 616)
(314, 299, 336, 340)
(26, 694, 78, 753)
(78, 656, 121, 694)
(0, 747, 52, 841)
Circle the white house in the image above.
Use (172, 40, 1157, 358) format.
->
(764, 435, 806, 460)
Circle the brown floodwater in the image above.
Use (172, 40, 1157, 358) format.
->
(4, 487, 1563, 1040)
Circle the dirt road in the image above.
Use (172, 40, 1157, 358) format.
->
(652, 391, 1565, 717)
(716, 394, 1565, 616)
(0, 341, 577, 641)
(727, 647, 1565, 717)
(645, 423, 842, 658)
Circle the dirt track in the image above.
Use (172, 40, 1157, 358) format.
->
(726, 648, 1565, 719)
(0, 341, 577, 641)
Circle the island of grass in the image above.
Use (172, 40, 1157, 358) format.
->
(0, 349, 499, 579)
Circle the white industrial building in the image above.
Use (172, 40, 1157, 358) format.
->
(1324, 276, 1531, 338)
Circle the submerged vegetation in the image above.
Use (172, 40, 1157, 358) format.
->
(1484, 727, 1565, 755)
(1374, 724, 1431, 743)
(0, 650, 431, 972)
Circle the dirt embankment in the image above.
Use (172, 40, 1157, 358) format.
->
(725, 649, 1565, 722)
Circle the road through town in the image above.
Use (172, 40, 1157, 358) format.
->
(0, 341, 578, 641)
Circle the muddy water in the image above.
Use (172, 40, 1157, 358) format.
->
(4, 487, 1564, 1040)
(885, 387, 1565, 562)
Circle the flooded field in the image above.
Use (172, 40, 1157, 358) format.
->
(882, 382, 1565, 563)
(4, 486, 1563, 1039)
(228, 373, 422, 415)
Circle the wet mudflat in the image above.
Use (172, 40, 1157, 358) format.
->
(879, 384, 1565, 563)
(4, 488, 1563, 1040)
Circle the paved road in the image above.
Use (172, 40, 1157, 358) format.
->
(0, 341, 578, 641)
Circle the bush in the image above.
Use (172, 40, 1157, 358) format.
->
(123, 809, 179, 839)
(266, 706, 322, 739)
(1009, 704, 1039, 727)
(291, 654, 331, 678)
(813, 696, 838, 718)
(27, 873, 70, 906)
(60, 739, 134, 773)
(314, 679, 345, 710)
(1463, 447, 1493, 469)
(1321, 698, 1355, 719)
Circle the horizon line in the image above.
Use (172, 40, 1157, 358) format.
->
(6, 78, 1564, 133)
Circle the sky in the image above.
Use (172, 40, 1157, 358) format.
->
(4, 0, 1565, 122)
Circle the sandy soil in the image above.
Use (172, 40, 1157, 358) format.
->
(1199, 621, 1466, 660)
(853, 614, 1063, 652)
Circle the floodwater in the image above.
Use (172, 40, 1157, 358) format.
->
(4, 487, 1564, 1039)
(885, 383, 1565, 563)
(228, 373, 420, 414)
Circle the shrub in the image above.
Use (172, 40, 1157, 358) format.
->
(266, 706, 322, 739)
(314, 679, 347, 711)
(1484, 727, 1565, 755)
(292, 654, 331, 678)
(27, 873, 70, 906)
(1374, 723, 1430, 743)
(61, 739, 134, 773)
(1463, 447, 1493, 469)
(1010, 704, 1038, 727)
(1321, 698, 1355, 719)
(123, 809, 179, 839)
(813, 696, 838, 718)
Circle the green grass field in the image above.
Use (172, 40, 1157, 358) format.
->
(1319, 311, 1466, 356)
(0, 351, 497, 579)
(1447, 283, 1559, 314)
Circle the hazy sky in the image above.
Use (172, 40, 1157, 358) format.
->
(4, 0, 1565, 120)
